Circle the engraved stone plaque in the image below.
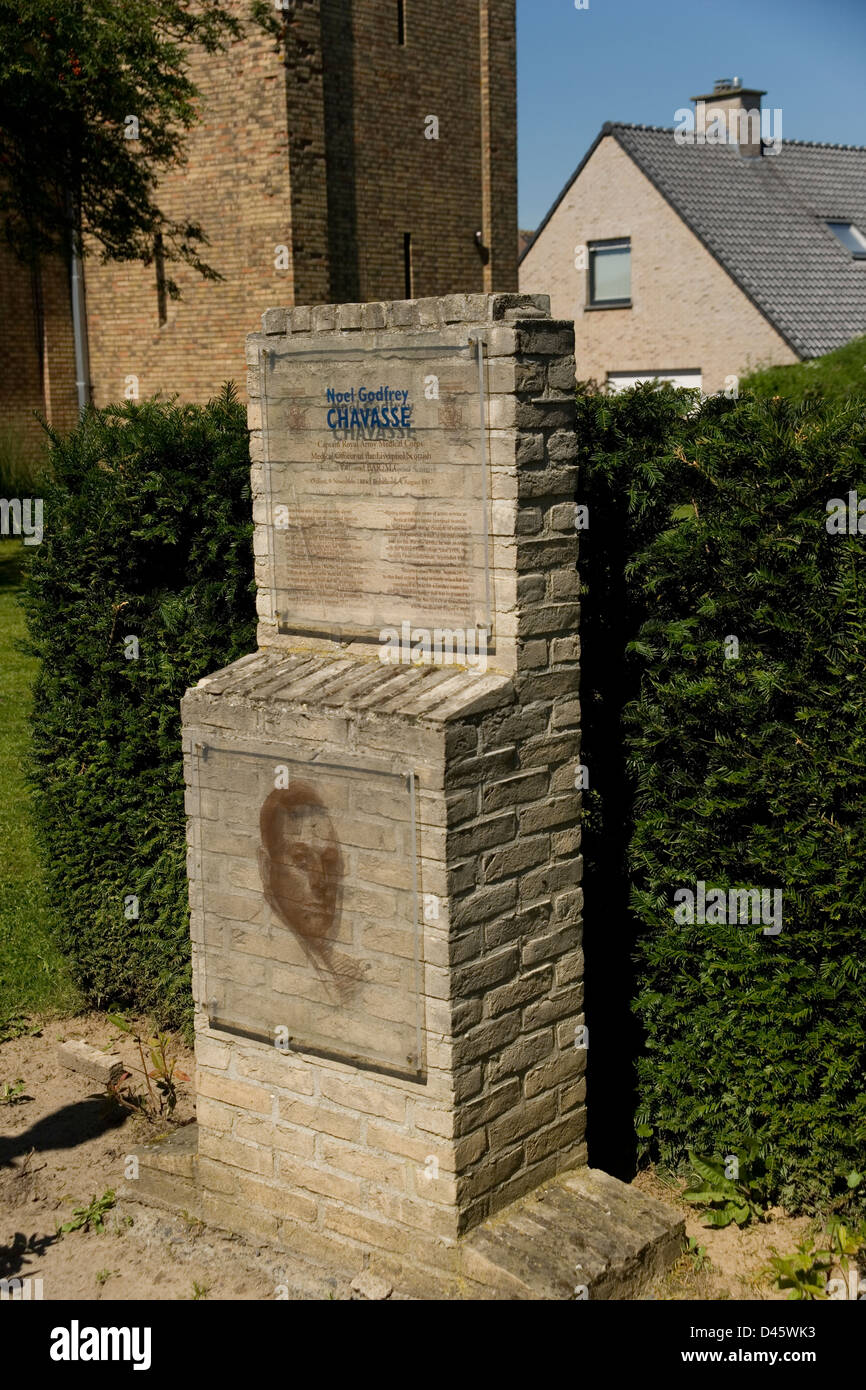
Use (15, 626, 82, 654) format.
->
(260, 332, 491, 642)
(191, 742, 423, 1076)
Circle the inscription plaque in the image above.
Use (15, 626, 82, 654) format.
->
(260, 333, 492, 642)
(191, 742, 423, 1076)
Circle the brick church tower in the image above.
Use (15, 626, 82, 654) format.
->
(0, 0, 517, 441)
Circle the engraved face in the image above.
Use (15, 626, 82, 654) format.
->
(258, 784, 342, 941)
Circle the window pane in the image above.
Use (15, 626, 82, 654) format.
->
(827, 222, 866, 255)
(591, 245, 630, 302)
(608, 370, 702, 392)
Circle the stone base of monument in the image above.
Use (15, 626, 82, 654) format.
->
(174, 646, 590, 1286)
(124, 1128, 684, 1299)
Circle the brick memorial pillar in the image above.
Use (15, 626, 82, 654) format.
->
(132, 293, 679, 1297)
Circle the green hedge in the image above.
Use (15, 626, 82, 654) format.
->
(742, 335, 866, 407)
(22, 387, 256, 1027)
(579, 385, 866, 1211)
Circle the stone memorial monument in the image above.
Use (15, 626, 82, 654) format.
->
(132, 293, 682, 1298)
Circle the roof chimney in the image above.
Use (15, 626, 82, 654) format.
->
(690, 78, 766, 157)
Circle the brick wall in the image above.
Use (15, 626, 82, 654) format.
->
(0, 244, 78, 460)
(0, 240, 43, 459)
(80, 0, 518, 409)
(447, 303, 585, 1229)
(84, 6, 293, 407)
(480, 0, 518, 293)
(1, 3, 517, 435)
(40, 254, 79, 437)
(342, 0, 516, 301)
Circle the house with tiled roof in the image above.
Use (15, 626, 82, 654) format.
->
(519, 79, 866, 393)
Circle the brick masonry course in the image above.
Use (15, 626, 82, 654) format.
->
(83, 1, 518, 411)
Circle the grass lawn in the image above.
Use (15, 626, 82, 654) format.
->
(0, 539, 81, 1032)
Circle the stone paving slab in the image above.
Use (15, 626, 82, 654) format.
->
(459, 1167, 684, 1300)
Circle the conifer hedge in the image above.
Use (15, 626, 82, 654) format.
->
(22, 388, 256, 1027)
(579, 386, 866, 1211)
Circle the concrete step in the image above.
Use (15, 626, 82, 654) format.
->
(459, 1167, 684, 1299)
(129, 1122, 199, 1213)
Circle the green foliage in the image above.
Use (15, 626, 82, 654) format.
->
(0, 0, 240, 288)
(22, 388, 256, 1027)
(579, 383, 866, 1211)
(58, 1190, 116, 1235)
(742, 336, 866, 407)
(768, 1215, 866, 1299)
(767, 1239, 833, 1300)
(682, 1147, 770, 1228)
(0, 425, 50, 495)
(0, 1015, 39, 1043)
(825, 1213, 866, 1264)
(685, 1235, 709, 1272)
(0, 1077, 25, 1104)
(575, 382, 698, 1172)
(107, 1013, 189, 1118)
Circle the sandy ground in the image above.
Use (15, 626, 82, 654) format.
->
(634, 1169, 813, 1300)
(0, 1013, 356, 1301)
(1, 1012, 815, 1302)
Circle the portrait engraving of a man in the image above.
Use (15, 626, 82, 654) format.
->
(258, 781, 364, 1001)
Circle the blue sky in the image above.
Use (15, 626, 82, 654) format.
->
(517, 0, 866, 228)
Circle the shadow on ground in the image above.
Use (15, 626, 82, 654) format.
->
(0, 1096, 127, 1169)
(0, 1229, 58, 1279)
